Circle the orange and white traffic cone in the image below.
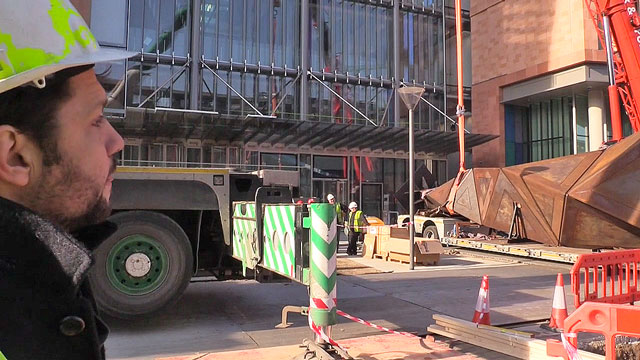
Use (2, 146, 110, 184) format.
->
(548, 273, 568, 330)
(472, 275, 491, 325)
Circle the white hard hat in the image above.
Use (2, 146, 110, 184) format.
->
(348, 202, 358, 210)
(327, 194, 335, 201)
(0, 0, 136, 94)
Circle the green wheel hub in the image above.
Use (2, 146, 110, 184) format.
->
(106, 234, 170, 296)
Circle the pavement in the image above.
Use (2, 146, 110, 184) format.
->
(155, 333, 488, 360)
(105, 243, 573, 360)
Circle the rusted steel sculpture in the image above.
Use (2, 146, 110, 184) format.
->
(425, 131, 640, 248)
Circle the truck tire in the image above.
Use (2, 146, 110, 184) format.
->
(89, 211, 193, 319)
(422, 225, 439, 240)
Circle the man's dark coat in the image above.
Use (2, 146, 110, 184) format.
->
(0, 197, 113, 359)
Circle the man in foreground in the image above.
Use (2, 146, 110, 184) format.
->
(0, 1, 133, 358)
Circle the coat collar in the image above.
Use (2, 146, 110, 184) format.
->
(0, 196, 93, 289)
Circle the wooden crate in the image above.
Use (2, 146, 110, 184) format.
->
(388, 251, 440, 265)
(363, 233, 377, 258)
(385, 237, 442, 265)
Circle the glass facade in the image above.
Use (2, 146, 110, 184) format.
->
(504, 90, 635, 166)
(92, 0, 471, 218)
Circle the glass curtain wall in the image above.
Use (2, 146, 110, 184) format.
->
(201, 0, 300, 118)
(124, 0, 191, 109)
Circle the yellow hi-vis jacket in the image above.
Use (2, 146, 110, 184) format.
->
(348, 210, 367, 233)
(335, 203, 344, 224)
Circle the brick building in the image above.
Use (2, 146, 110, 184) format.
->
(471, 0, 633, 167)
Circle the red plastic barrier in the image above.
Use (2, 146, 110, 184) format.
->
(570, 249, 640, 308)
(547, 302, 640, 360)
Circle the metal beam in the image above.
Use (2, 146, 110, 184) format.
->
(295, 122, 334, 147)
(330, 125, 367, 149)
(228, 117, 258, 142)
(377, 128, 410, 151)
(137, 62, 189, 108)
(393, 0, 401, 128)
(333, 126, 379, 149)
(271, 72, 302, 116)
(349, 127, 381, 149)
(189, 0, 201, 110)
(357, 126, 397, 151)
(201, 61, 266, 116)
(265, 121, 306, 146)
(300, 0, 309, 121)
(418, 132, 459, 154)
(308, 72, 377, 127)
(307, 123, 350, 147)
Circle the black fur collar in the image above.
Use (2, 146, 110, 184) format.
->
(0, 196, 94, 289)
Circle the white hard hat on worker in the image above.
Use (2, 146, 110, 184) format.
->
(348, 202, 358, 210)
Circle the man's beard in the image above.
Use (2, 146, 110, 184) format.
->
(24, 157, 116, 233)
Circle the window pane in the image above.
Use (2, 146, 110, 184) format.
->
(149, 144, 163, 165)
(186, 147, 201, 167)
(128, 0, 143, 51)
(203, 0, 218, 59)
(314, 155, 347, 179)
(143, 0, 159, 52)
(166, 144, 179, 167)
(231, 0, 244, 59)
(157, 0, 174, 54)
(300, 154, 312, 198)
(261, 153, 297, 170)
(174, 0, 190, 56)
(213, 146, 226, 167)
(91, 0, 127, 46)
(123, 145, 140, 166)
(229, 147, 240, 167)
(95, 60, 126, 111)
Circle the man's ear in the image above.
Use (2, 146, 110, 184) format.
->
(0, 125, 38, 187)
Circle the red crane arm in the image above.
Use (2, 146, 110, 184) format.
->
(587, 0, 640, 137)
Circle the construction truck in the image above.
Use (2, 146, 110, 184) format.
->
(89, 167, 302, 319)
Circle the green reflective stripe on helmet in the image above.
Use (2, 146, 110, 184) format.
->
(0, 33, 58, 78)
(49, 0, 97, 51)
(0, 0, 96, 81)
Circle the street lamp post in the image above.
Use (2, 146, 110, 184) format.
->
(398, 86, 425, 270)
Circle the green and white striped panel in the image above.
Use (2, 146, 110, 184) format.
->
(262, 204, 296, 278)
(232, 202, 256, 263)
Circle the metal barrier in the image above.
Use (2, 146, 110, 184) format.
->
(547, 302, 640, 360)
(570, 249, 640, 307)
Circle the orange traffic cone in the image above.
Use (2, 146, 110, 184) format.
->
(548, 273, 568, 330)
(472, 275, 491, 325)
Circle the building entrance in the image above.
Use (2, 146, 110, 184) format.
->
(313, 180, 347, 204)
(361, 183, 383, 219)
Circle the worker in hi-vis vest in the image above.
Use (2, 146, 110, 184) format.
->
(327, 194, 346, 224)
(327, 194, 346, 247)
(346, 202, 369, 256)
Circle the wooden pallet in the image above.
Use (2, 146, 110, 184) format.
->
(427, 315, 604, 360)
(388, 251, 440, 265)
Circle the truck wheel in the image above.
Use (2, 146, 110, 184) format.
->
(89, 211, 193, 319)
(422, 225, 439, 239)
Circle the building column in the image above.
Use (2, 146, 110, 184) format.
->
(189, 0, 202, 110)
(392, 0, 401, 127)
(588, 89, 605, 151)
(300, 0, 310, 121)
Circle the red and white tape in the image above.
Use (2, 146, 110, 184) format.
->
(336, 310, 419, 338)
(308, 297, 345, 351)
(560, 332, 583, 360)
(308, 315, 345, 350)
